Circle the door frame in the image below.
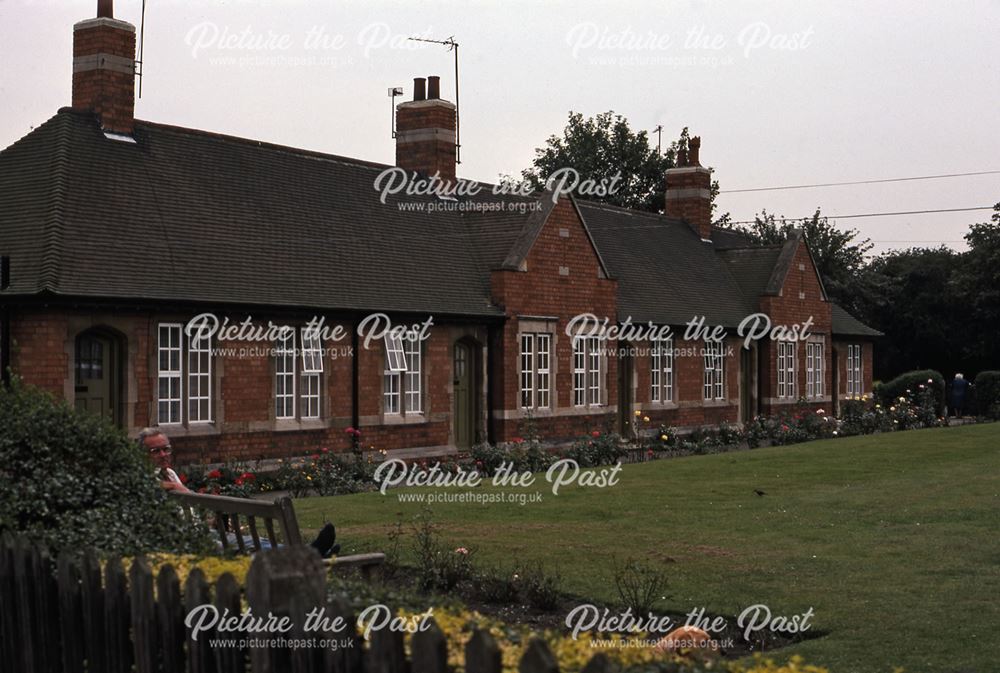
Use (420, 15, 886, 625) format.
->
(73, 326, 126, 428)
(452, 337, 481, 449)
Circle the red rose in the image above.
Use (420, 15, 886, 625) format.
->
(311, 454, 320, 461)
(512, 437, 524, 444)
(178, 473, 189, 484)
(206, 469, 222, 480)
(647, 449, 654, 457)
(240, 472, 256, 482)
(197, 487, 207, 494)
(353, 429, 362, 437)
(345, 427, 356, 435)
(235, 478, 244, 486)
(591, 430, 601, 438)
(321, 447, 330, 453)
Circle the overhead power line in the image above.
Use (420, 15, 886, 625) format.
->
(720, 170, 1000, 194)
(727, 206, 994, 225)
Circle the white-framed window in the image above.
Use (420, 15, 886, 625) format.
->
(405, 336, 422, 413)
(520, 334, 534, 409)
(383, 331, 423, 415)
(572, 336, 603, 407)
(847, 344, 863, 396)
(157, 323, 215, 426)
(274, 329, 296, 420)
(703, 339, 725, 401)
(300, 329, 324, 419)
(777, 341, 797, 400)
(650, 337, 674, 403)
(806, 341, 824, 399)
(187, 333, 212, 423)
(157, 323, 183, 425)
(384, 335, 406, 372)
(520, 333, 552, 410)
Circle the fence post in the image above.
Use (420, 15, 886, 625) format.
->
(465, 629, 501, 673)
(246, 546, 326, 673)
(80, 549, 106, 673)
(184, 568, 214, 673)
(410, 618, 448, 673)
(130, 556, 158, 673)
(157, 564, 185, 673)
(323, 596, 363, 673)
(214, 573, 245, 673)
(104, 557, 133, 673)
(56, 552, 85, 673)
(519, 639, 559, 673)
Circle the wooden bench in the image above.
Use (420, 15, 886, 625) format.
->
(167, 491, 384, 577)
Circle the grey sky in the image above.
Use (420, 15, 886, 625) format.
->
(2, 0, 998, 255)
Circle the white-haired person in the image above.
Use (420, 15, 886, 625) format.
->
(950, 373, 970, 418)
(138, 428, 339, 557)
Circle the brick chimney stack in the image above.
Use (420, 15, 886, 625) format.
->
(664, 136, 713, 241)
(395, 75, 457, 185)
(72, 0, 136, 134)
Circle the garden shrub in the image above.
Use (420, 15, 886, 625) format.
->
(973, 370, 1000, 418)
(614, 558, 667, 615)
(0, 380, 211, 556)
(471, 438, 556, 476)
(875, 369, 945, 412)
(474, 563, 521, 604)
(566, 432, 626, 467)
(520, 561, 563, 611)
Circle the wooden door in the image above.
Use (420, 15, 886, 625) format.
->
(75, 333, 117, 424)
(453, 342, 474, 448)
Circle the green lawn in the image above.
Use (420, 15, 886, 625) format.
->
(295, 424, 1000, 673)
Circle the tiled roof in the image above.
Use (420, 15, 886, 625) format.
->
(0, 109, 505, 317)
(578, 201, 754, 328)
(831, 303, 882, 337)
(0, 108, 880, 338)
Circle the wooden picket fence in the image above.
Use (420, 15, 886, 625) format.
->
(0, 535, 611, 673)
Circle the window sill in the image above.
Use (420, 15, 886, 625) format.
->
(274, 419, 328, 432)
(381, 413, 429, 426)
(150, 423, 221, 438)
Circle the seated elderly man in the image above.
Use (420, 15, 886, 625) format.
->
(138, 428, 339, 557)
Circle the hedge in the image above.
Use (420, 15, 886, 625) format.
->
(0, 380, 211, 556)
(973, 370, 1000, 418)
(875, 369, 945, 412)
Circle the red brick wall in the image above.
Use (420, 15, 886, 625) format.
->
(631, 336, 740, 431)
(489, 197, 619, 442)
(9, 312, 69, 395)
(758, 240, 833, 415)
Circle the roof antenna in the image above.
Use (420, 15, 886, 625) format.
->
(407, 35, 462, 164)
(135, 0, 147, 98)
(388, 86, 403, 138)
(652, 125, 664, 155)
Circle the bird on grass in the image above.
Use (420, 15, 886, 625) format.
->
(754, 489, 767, 497)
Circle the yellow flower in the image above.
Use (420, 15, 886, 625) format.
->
(660, 434, 668, 441)
(306, 475, 312, 481)
(634, 410, 642, 417)
(643, 416, 650, 422)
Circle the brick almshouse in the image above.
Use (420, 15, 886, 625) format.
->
(0, 3, 879, 465)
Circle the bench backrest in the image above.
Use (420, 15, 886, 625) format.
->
(168, 491, 302, 553)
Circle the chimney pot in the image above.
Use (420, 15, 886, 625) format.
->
(689, 136, 701, 166)
(73, 3, 136, 133)
(97, 0, 113, 18)
(665, 135, 712, 241)
(413, 77, 426, 101)
(427, 75, 441, 99)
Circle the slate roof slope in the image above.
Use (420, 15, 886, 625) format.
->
(578, 201, 753, 327)
(0, 109, 510, 317)
(831, 303, 882, 337)
(716, 246, 783, 302)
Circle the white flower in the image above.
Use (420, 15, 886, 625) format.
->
(816, 409, 825, 415)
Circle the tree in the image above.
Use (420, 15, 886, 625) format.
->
(732, 209, 874, 310)
(956, 202, 1000, 371)
(521, 111, 723, 217)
